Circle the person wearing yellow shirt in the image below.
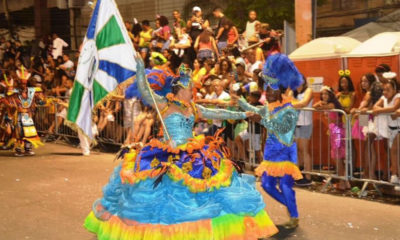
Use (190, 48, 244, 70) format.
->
(139, 20, 153, 49)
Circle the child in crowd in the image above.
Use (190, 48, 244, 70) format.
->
(313, 86, 349, 190)
(372, 79, 400, 188)
(237, 90, 263, 164)
(336, 71, 356, 114)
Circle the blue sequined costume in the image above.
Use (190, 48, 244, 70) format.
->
(239, 97, 302, 218)
(238, 53, 303, 220)
(84, 60, 278, 240)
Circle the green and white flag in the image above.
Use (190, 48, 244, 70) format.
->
(67, 0, 136, 139)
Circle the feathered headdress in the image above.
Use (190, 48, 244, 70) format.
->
(172, 65, 192, 89)
(4, 74, 15, 96)
(262, 53, 303, 90)
(16, 66, 31, 85)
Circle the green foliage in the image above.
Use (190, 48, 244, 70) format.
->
(223, 0, 327, 32)
(224, 0, 294, 32)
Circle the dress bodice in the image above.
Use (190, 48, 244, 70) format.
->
(164, 112, 194, 146)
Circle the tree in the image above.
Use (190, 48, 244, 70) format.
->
(223, 0, 326, 32)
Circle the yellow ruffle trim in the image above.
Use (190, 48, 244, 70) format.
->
(255, 161, 303, 180)
(120, 159, 234, 193)
(84, 209, 278, 240)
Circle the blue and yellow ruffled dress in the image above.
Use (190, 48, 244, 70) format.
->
(84, 110, 278, 240)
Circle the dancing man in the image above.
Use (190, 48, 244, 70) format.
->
(234, 53, 304, 229)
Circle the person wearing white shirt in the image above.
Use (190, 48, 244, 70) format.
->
(52, 33, 68, 59)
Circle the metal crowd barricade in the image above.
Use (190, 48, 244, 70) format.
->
(296, 108, 351, 191)
(245, 108, 352, 191)
(350, 111, 400, 197)
(33, 96, 128, 146)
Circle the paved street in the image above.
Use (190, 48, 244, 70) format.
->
(0, 143, 399, 240)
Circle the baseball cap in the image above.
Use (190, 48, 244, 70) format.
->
(235, 58, 246, 68)
(193, 6, 201, 12)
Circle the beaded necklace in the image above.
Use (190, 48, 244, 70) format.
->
(166, 93, 191, 111)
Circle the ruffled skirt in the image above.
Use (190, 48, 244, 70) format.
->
(84, 135, 278, 239)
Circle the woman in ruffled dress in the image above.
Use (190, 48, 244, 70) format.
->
(83, 58, 278, 240)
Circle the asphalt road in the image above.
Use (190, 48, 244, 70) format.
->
(0, 143, 399, 240)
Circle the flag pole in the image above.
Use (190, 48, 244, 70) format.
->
(137, 56, 171, 142)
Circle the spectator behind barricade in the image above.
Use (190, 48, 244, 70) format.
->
(245, 48, 262, 78)
(213, 7, 228, 55)
(170, 27, 191, 58)
(97, 97, 123, 141)
(207, 79, 230, 136)
(172, 10, 186, 38)
(52, 33, 68, 59)
(59, 53, 74, 78)
(199, 59, 215, 86)
(336, 72, 356, 114)
(350, 73, 378, 179)
(192, 59, 206, 90)
(51, 74, 69, 97)
(187, 6, 209, 62)
(15, 40, 29, 67)
(133, 106, 156, 145)
(375, 63, 391, 83)
(247, 36, 265, 62)
(3, 40, 15, 60)
(237, 90, 263, 163)
(224, 19, 239, 47)
(45, 54, 56, 69)
(139, 20, 153, 50)
(372, 78, 400, 188)
(218, 58, 233, 87)
(243, 10, 260, 42)
(194, 28, 219, 61)
(132, 19, 143, 50)
(152, 16, 171, 51)
(43, 68, 55, 92)
(313, 86, 349, 190)
(47, 77, 73, 138)
(234, 59, 250, 94)
(125, 21, 135, 44)
(292, 78, 314, 186)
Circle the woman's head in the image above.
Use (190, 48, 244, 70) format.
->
(222, 19, 233, 30)
(266, 86, 282, 103)
(375, 63, 391, 81)
(204, 59, 215, 71)
(172, 78, 193, 102)
(294, 75, 308, 97)
(193, 59, 202, 69)
(320, 86, 336, 104)
(320, 86, 343, 111)
(383, 79, 397, 100)
(338, 76, 355, 92)
(158, 16, 169, 27)
(220, 59, 232, 73)
(370, 82, 383, 105)
(199, 29, 211, 43)
(360, 73, 375, 92)
(249, 10, 257, 21)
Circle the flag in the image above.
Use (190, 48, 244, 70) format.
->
(66, 0, 136, 139)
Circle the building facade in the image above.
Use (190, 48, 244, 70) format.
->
(317, 0, 400, 37)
